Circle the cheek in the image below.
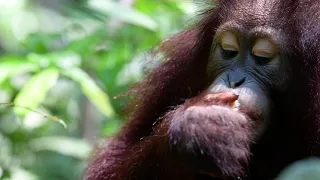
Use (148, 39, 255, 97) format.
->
(236, 86, 271, 122)
(207, 74, 229, 93)
(207, 50, 229, 80)
(254, 57, 291, 92)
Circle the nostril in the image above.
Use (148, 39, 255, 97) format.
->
(235, 77, 246, 87)
(229, 77, 246, 88)
(227, 73, 246, 88)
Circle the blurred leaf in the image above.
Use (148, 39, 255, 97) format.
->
(62, 68, 115, 117)
(27, 52, 82, 70)
(65, 4, 107, 21)
(89, 0, 158, 31)
(65, 29, 106, 57)
(10, 168, 38, 180)
(276, 158, 320, 180)
(22, 33, 62, 53)
(53, 52, 82, 69)
(43, 115, 67, 129)
(30, 136, 92, 159)
(0, 57, 39, 85)
(14, 68, 59, 116)
(27, 53, 51, 68)
(103, 117, 122, 136)
(0, 167, 3, 178)
(29, 152, 82, 180)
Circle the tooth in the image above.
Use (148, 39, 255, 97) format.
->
(230, 100, 240, 111)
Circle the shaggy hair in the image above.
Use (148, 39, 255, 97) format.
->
(84, 0, 320, 179)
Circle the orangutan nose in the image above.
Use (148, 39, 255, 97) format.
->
(227, 72, 246, 89)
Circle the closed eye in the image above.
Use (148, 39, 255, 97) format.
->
(221, 49, 238, 59)
(253, 54, 272, 65)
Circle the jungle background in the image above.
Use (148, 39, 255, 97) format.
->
(0, 0, 319, 180)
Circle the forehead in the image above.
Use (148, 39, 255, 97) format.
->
(215, 0, 290, 49)
(220, 0, 281, 28)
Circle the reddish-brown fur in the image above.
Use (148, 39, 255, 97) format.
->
(84, 0, 320, 179)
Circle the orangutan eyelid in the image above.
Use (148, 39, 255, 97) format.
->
(221, 43, 239, 52)
(252, 39, 278, 58)
(220, 32, 239, 52)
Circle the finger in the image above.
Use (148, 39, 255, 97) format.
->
(204, 92, 239, 104)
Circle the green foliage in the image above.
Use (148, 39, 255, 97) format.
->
(1, 1, 319, 179)
(89, 0, 158, 31)
(14, 68, 59, 116)
(276, 158, 320, 180)
(62, 68, 115, 117)
(0, 58, 39, 85)
(0, 0, 192, 179)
